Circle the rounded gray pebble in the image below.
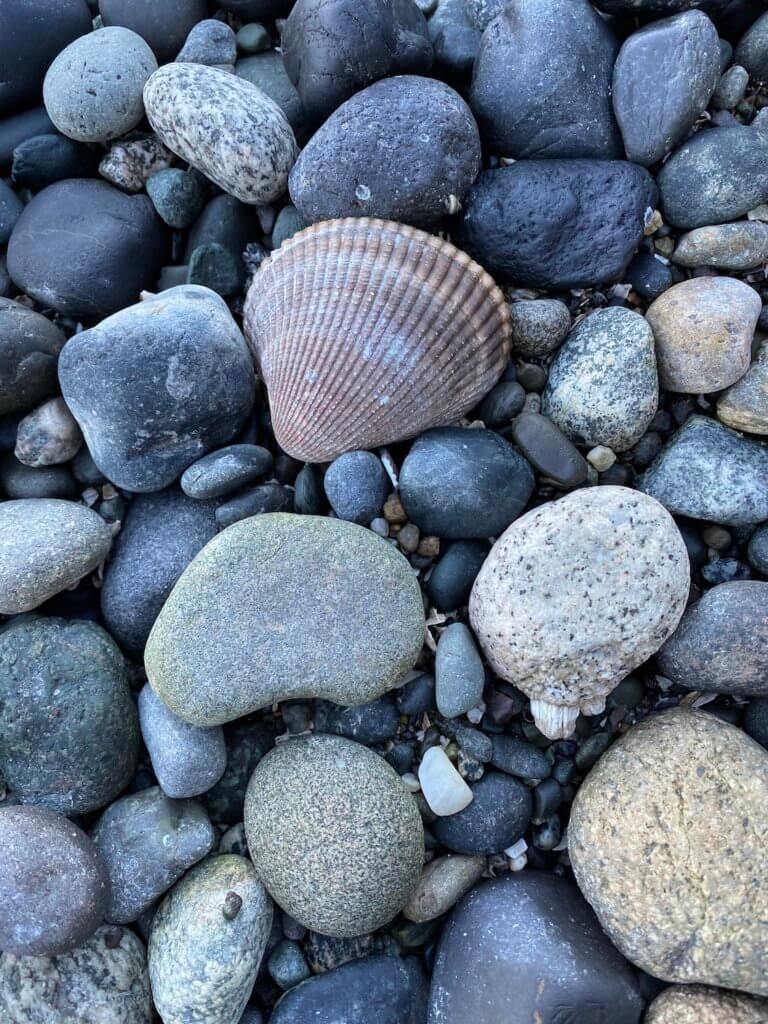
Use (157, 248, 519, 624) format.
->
(15, 397, 82, 467)
(435, 622, 485, 719)
(508, 299, 571, 359)
(181, 444, 273, 499)
(323, 450, 389, 525)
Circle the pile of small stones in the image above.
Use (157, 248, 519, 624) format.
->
(1, 1, 768, 1022)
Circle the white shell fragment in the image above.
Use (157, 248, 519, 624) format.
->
(418, 746, 474, 817)
(469, 486, 690, 739)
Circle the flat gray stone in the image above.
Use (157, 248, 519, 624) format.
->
(181, 444, 273, 499)
(735, 10, 768, 81)
(435, 623, 485, 719)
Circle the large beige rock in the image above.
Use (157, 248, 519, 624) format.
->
(569, 709, 768, 996)
(646, 276, 761, 393)
(718, 343, 768, 435)
(645, 984, 768, 1023)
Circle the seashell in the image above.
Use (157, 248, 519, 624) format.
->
(243, 218, 510, 463)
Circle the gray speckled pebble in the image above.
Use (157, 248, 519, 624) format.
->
(542, 307, 658, 453)
(508, 299, 571, 359)
(148, 855, 273, 1024)
(639, 415, 768, 525)
(144, 62, 298, 204)
(0, 925, 152, 1024)
(15, 397, 82, 467)
(139, 684, 226, 798)
(435, 623, 485, 719)
(91, 786, 216, 924)
(176, 19, 237, 65)
(245, 734, 424, 937)
(403, 854, 485, 923)
(0, 498, 112, 615)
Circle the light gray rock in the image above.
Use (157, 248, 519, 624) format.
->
(0, 499, 112, 615)
(98, 134, 173, 193)
(91, 786, 216, 924)
(139, 684, 227, 799)
(508, 299, 571, 359)
(15, 397, 82, 467)
(435, 623, 485, 719)
(542, 307, 658, 453)
(148, 856, 273, 1024)
(718, 343, 768, 434)
(43, 27, 157, 143)
(144, 62, 297, 204)
(403, 854, 485, 922)
(672, 220, 768, 270)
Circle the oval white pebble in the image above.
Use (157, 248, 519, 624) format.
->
(418, 746, 474, 817)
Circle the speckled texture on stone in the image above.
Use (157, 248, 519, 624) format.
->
(645, 985, 768, 1024)
(245, 734, 423, 937)
(43, 28, 157, 143)
(289, 75, 480, 226)
(673, 220, 768, 270)
(59, 286, 255, 493)
(0, 924, 151, 1024)
(148, 855, 273, 1024)
(612, 10, 719, 166)
(91, 786, 216, 924)
(0, 805, 110, 957)
(15, 397, 82, 467)
(435, 623, 485, 719)
(569, 708, 768, 995)
(0, 499, 112, 615)
(469, 487, 689, 739)
(508, 299, 570, 359)
(0, 616, 138, 815)
(645, 276, 760, 393)
(403, 855, 485, 923)
(718, 343, 768, 435)
(146, 514, 425, 726)
(658, 581, 768, 697)
(428, 873, 644, 1024)
(0, 299, 64, 416)
(638, 415, 768, 525)
(144, 63, 297, 204)
(98, 134, 173, 193)
(542, 307, 658, 453)
(431, 770, 531, 854)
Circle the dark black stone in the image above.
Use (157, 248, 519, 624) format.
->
(219, 0, 294, 17)
(100, 489, 219, 659)
(7, 179, 167, 319)
(478, 381, 525, 426)
(426, 540, 489, 612)
(676, 517, 707, 572)
(294, 463, 326, 515)
(0, 181, 22, 247)
(0, 298, 65, 415)
(625, 251, 672, 299)
(187, 242, 243, 298)
(323, 450, 389, 525)
(631, 432, 663, 468)
(289, 75, 480, 226)
(0, 108, 55, 169)
(215, 481, 293, 529)
(594, 0, 727, 11)
(748, 523, 768, 575)
(181, 444, 273, 499)
(457, 161, 656, 289)
(431, 770, 532, 854)
(511, 412, 589, 488)
(397, 672, 436, 715)
(236, 52, 311, 143)
(72, 447, 107, 486)
(386, 741, 415, 774)
(574, 732, 613, 771)
(532, 777, 562, 820)
(470, 0, 622, 160)
(429, 872, 644, 1024)
(400, 427, 534, 540)
(0, 453, 78, 499)
(99, 0, 211, 61)
(185, 194, 259, 275)
(11, 133, 98, 191)
(202, 720, 276, 826)
(428, 0, 480, 77)
(743, 696, 768, 748)
(282, 0, 433, 125)
(324, 695, 400, 745)
(490, 735, 551, 781)
(272, 205, 308, 249)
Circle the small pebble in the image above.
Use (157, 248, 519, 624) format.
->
(418, 745, 474, 817)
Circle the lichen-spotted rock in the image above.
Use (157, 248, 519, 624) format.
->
(645, 985, 768, 1024)
(143, 62, 297, 204)
(569, 709, 768, 996)
(469, 486, 689, 739)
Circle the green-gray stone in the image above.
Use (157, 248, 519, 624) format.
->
(148, 855, 272, 1024)
(145, 514, 425, 726)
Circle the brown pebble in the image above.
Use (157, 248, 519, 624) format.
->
(418, 536, 440, 558)
(384, 493, 408, 524)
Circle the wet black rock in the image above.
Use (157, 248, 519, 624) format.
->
(626, 251, 672, 299)
(0, 454, 78, 499)
(397, 672, 436, 716)
(400, 427, 534, 539)
(7, 179, 167, 319)
(215, 481, 293, 528)
(470, 0, 622, 160)
(290, 76, 480, 225)
(324, 695, 400, 745)
(281, 0, 433, 125)
(744, 697, 768, 748)
(428, 873, 644, 1024)
(0, 108, 54, 169)
(323, 450, 389, 525)
(735, 8, 768, 79)
(220, 0, 295, 16)
(510, 412, 589, 488)
(181, 444, 273, 499)
(426, 541, 489, 612)
(490, 736, 551, 782)
(594, 0, 728, 11)
(293, 463, 325, 515)
(11, 133, 98, 191)
(185, 195, 260, 276)
(431, 770, 532, 854)
(458, 161, 656, 289)
(203, 721, 276, 826)
(748, 523, 768, 575)
(0, 298, 65, 416)
(428, 0, 480, 77)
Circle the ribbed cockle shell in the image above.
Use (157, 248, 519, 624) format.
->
(243, 218, 510, 462)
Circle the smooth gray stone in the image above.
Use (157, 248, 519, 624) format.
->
(431, 770, 531, 855)
(214, 481, 293, 529)
(0, 454, 79, 499)
(323, 450, 389, 525)
(612, 10, 720, 165)
(99, 0, 210, 62)
(91, 786, 216, 924)
(435, 623, 485, 719)
(176, 19, 237, 65)
(236, 52, 310, 142)
(428, 0, 480, 77)
(181, 444, 273, 499)
(735, 9, 768, 80)
(510, 412, 589, 489)
(0, 179, 22, 246)
(0, 298, 65, 416)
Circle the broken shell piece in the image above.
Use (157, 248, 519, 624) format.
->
(469, 486, 689, 740)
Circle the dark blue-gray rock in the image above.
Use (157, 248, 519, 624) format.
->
(712, 63, 750, 108)
(272, 204, 308, 249)
(435, 623, 485, 718)
(428, 0, 480, 77)
(181, 444, 273, 499)
(0, 180, 22, 246)
(626, 251, 673, 299)
(658, 126, 768, 228)
(324, 696, 400, 745)
(744, 697, 768, 747)
(399, 427, 534, 539)
(289, 76, 480, 225)
(139, 684, 227, 799)
(7, 179, 166, 319)
(270, 954, 428, 1024)
(466, 0, 508, 29)
(470, 0, 622, 160)
(268, 939, 311, 990)
(236, 52, 310, 142)
(0, 298, 64, 416)
(187, 241, 242, 297)
(186, 194, 260, 270)
(542, 307, 659, 453)
(0, 0, 92, 114)
(237, 23, 271, 53)
(0, 805, 109, 957)
(99, 0, 211, 62)
(0, 498, 112, 614)
(91, 786, 216, 924)
(426, 541, 488, 612)
(100, 489, 219, 659)
(510, 412, 589, 488)
(658, 581, 768, 697)
(146, 168, 207, 229)
(281, 0, 433, 125)
(11, 132, 98, 191)
(203, 720, 276, 826)
(176, 19, 237, 65)
(735, 10, 768, 79)
(428, 873, 644, 1024)
(221, 0, 295, 15)
(397, 672, 436, 716)
(0, 616, 138, 815)
(431, 770, 532, 854)
(478, 381, 525, 426)
(0, 108, 55, 169)
(594, 0, 728, 11)
(215, 481, 294, 528)
(323, 450, 389, 525)
(490, 736, 551, 781)
(457, 161, 657, 289)
(612, 11, 720, 166)
(748, 523, 768, 574)
(639, 415, 768, 525)
(0, 454, 78, 499)
(58, 286, 255, 492)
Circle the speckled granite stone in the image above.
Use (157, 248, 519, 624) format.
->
(569, 709, 768, 995)
(469, 486, 689, 739)
(718, 343, 768, 435)
(245, 734, 424, 937)
(144, 63, 297, 204)
(645, 985, 768, 1024)
(148, 855, 273, 1024)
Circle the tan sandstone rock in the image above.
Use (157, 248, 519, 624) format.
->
(645, 984, 768, 1024)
